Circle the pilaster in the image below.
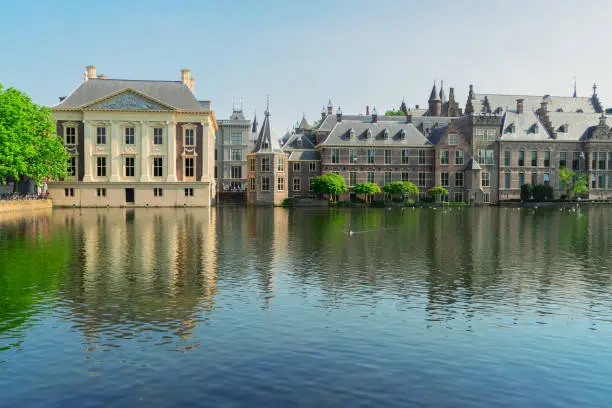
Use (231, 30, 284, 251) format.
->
(110, 120, 121, 182)
(167, 120, 177, 182)
(140, 121, 150, 182)
(201, 120, 210, 182)
(82, 120, 93, 182)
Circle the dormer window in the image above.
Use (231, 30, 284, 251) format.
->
(505, 123, 516, 134)
(530, 124, 539, 134)
(558, 124, 569, 133)
(348, 128, 355, 139)
(494, 107, 503, 115)
(576, 109, 584, 113)
(382, 129, 389, 140)
(263, 141, 269, 149)
(399, 129, 406, 140)
(365, 128, 372, 139)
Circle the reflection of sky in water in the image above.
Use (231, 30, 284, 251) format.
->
(0, 207, 611, 407)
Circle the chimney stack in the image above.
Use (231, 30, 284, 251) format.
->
(97, 74, 107, 79)
(516, 98, 524, 114)
(336, 106, 342, 122)
(84, 65, 97, 82)
(372, 106, 378, 123)
(327, 99, 333, 115)
(366, 105, 370, 116)
(181, 69, 195, 92)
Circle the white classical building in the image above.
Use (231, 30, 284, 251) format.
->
(49, 65, 217, 207)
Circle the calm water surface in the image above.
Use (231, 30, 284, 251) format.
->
(1, 207, 611, 407)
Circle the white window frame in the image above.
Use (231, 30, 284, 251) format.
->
(183, 125, 196, 147)
(293, 177, 301, 192)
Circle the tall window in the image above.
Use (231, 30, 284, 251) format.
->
(249, 178, 255, 191)
(486, 129, 495, 141)
(544, 151, 551, 167)
(504, 150, 510, 166)
(483, 192, 490, 203)
(402, 149, 409, 164)
(261, 176, 270, 191)
(349, 149, 356, 163)
(481, 171, 490, 187)
(231, 166, 241, 179)
(368, 149, 375, 164)
(214, 166, 217, 179)
(455, 150, 464, 165)
(504, 172, 511, 189)
(309, 162, 316, 172)
(293, 178, 301, 191)
(478, 149, 494, 165)
(455, 172, 463, 187)
(418, 150, 426, 165)
(277, 158, 284, 172)
(384, 171, 392, 184)
(154, 127, 163, 145)
(277, 177, 284, 191)
(518, 151, 525, 167)
(65, 127, 76, 145)
(384, 150, 392, 164)
(559, 151, 567, 168)
(475, 128, 484, 141)
(185, 128, 195, 146)
(544, 173, 550, 186)
(250, 157, 255, 172)
(519, 172, 525, 186)
(96, 127, 106, 144)
(153, 157, 163, 177)
(349, 172, 357, 186)
(261, 157, 270, 172)
(125, 157, 135, 177)
(440, 172, 449, 187)
(230, 132, 242, 145)
(592, 152, 597, 170)
(418, 172, 426, 187)
(231, 149, 241, 161)
(531, 151, 537, 167)
(440, 150, 449, 165)
(573, 152, 580, 170)
(531, 172, 537, 186)
(367, 171, 375, 183)
(97, 156, 107, 177)
(331, 149, 340, 164)
(215, 149, 217, 161)
(185, 157, 194, 178)
(125, 127, 135, 145)
(402, 172, 409, 181)
(293, 162, 301, 172)
(599, 152, 606, 170)
(449, 134, 457, 145)
(68, 156, 76, 177)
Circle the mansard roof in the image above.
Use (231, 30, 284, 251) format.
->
(54, 78, 205, 111)
(470, 93, 598, 115)
(288, 150, 320, 161)
(500, 111, 553, 141)
(320, 118, 431, 146)
(251, 110, 284, 154)
(547, 112, 612, 141)
(316, 111, 431, 133)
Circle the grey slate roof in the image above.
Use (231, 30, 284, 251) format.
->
(500, 111, 553, 141)
(547, 112, 612, 141)
(288, 150, 320, 161)
(316, 112, 429, 133)
(54, 78, 204, 111)
(427, 125, 449, 145)
(470, 93, 597, 115)
(251, 110, 284, 154)
(321, 118, 431, 146)
(283, 131, 316, 150)
(297, 116, 311, 130)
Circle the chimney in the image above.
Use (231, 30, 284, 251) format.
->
(188, 76, 195, 93)
(327, 99, 333, 115)
(97, 74, 107, 79)
(539, 99, 554, 137)
(516, 98, 524, 114)
(415, 104, 420, 109)
(321, 106, 326, 120)
(366, 105, 370, 116)
(181, 68, 191, 85)
(336, 106, 343, 122)
(372, 106, 378, 123)
(84, 65, 96, 81)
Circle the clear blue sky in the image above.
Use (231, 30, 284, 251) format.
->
(1, 0, 611, 133)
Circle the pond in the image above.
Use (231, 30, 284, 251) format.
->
(1, 207, 611, 407)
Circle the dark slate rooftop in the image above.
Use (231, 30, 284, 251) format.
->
(470, 93, 597, 115)
(55, 78, 205, 111)
(283, 132, 316, 150)
(321, 119, 431, 147)
(288, 150, 320, 161)
(251, 110, 284, 154)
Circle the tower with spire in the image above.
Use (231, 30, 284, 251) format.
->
(246, 100, 289, 205)
(428, 81, 442, 117)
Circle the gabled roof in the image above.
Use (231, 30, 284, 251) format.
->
(54, 78, 204, 111)
(251, 110, 284, 154)
(500, 111, 553, 141)
(470, 93, 597, 115)
(283, 131, 316, 150)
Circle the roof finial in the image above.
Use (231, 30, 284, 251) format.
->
(593, 82, 597, 96)
(240, 96, 243, 111)
(573, 77, 577, 98)
(265, 94, 270, 116)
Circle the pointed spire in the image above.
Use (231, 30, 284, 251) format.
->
(251, 109, 258, 133)
(429, 80, 440, 102)
(252, 100, 282, 154)
(439, 80, 446, 105)
(593, 82, 598, 96)
(573, 77, 577, 98)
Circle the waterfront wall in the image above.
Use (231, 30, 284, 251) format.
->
(0, 200, 52, 214)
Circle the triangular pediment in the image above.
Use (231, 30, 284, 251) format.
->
(85, 89, 174, 111)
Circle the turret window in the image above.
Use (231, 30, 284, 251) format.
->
(261, 157, 270, 172)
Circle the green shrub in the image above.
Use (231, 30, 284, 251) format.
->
(421, 196, 435, 203)
(533, 184, 554, 201)
(520, 184, 533, 201)
(280, 198, 294, 207)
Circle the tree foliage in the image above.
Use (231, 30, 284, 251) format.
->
(385, 108, 404, 116)
(383, 181, 419, 197)
(0, 84, 68, 187)
(311, 173, 348, 199)
(533, 184, 554, 201)
(354, 182, 382, 204)
(573, 173, 589, 197)
(428, 186, 449, 201)
(520, 184, 533, 200)
(557, 167, 575, 198)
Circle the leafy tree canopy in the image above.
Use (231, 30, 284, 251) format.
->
(573, 173, 589, 196)
(311, 173, 348, 195)
(0, 84, 68, 186)
(385, 108, 404, 116)
(354, 182, 382, 195)
(383, 181, 419, 196)
(428, 186, 449, 197)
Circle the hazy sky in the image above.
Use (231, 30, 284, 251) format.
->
(1, 0, 611, 133)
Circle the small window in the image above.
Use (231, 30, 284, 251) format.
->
(483, 192, 490, 203)
(154, 188, 163, 197)
(349, 172, 357, 186)
(481, 171, 490, 187)
(418, 172, 426, 187)
(332, 149, 340, 164)
(64, 188, 74, 197)
(125, 127, 135, 145)
(65, 127, 76, 145)
(231, 166, 241, 179)
(261, 157, 270, 172)
(418, 150, 426, 165)
(384, 150, 392, 165)
(453, 192, 463, 202)
(455, 172, 464, 187)
(384, 171, 392, 184)
(125, 157, 135, 177)
(402, 150, 409, 164)
(448, 134, 457, 146)
(293, 177, 301, 191)
(475, 128, 484, 141)
(367, 171, 375, 183)
(559, 151, 567, 168)
(440, 172, 449, 187)
(185, 128, 195, 146)
(440, 150, 449, 165)
(309, 162, 316, 172)
(455, 150, 464, 165)
(97, 188, 106, 197)
(518, 151, 525, 167)
(486, 129, 495, 140)
(349, 149, 356, 163)
(231, 149, 241, 161)
(531, 151, 537, 167)
(230, 132, 242, 145)
(401, 172, 409, 181)
(154, 128, 163, 145)
(184, 188, 194, 197)
(368, 149, 376, 164)
(277, 158, 285, 172)
(96, 127, 106, 144)
(261, 176, 270, 191)
(293, 162, 301, 172)
(309, 177, 314, 192)
(544, 151, 551, 167)
(68, 156, 77, 177)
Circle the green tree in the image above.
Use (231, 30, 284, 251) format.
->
(0, 84, 68, 189)
(557, 167, 575, 199)
(354, 182, 382, 204)
(311, 173, 348, 202)
(573, 173, 589, 197)
(520, 184, 533, 201)
(385, 108, 404, 116)
(428, 186, 449, 203)
(383, 181, 419, 202)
